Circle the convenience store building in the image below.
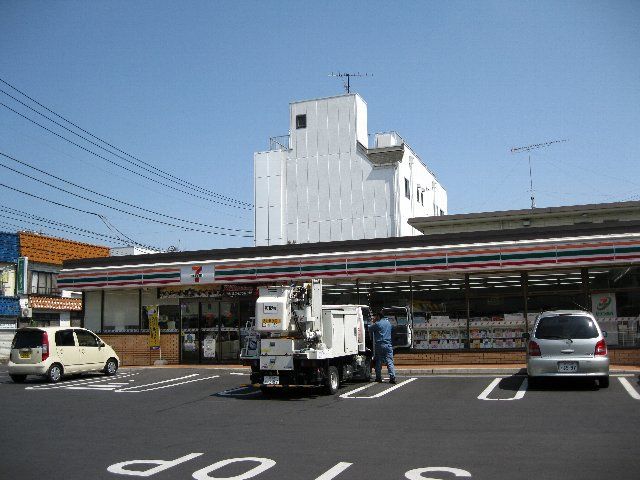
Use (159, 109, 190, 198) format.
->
(59, 201, 640, 366)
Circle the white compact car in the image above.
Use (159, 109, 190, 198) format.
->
(8, 327, 120, 383)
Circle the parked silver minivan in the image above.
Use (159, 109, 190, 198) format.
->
(525, 310, 609, 387)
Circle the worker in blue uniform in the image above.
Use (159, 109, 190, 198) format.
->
(370, 311, 396, 384)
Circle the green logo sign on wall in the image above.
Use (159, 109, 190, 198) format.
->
(16, 257, 28, 295)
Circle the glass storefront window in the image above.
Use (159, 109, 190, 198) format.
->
(104, 289, 139, 332)
(468, 272, 526, 349)
(590, 266, 640, 291)
(412, 275, 467, 350)
(84, 290, 101, 332)
(526, 269, 584, 294)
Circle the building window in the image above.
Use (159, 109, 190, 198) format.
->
(296, 114, 307, 129)
(405, 178, 410, 199)
(29, 271, 58, 295)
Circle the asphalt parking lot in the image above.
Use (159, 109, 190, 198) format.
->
(1, 367, 639, 480)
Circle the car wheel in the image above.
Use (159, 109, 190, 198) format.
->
(325, 366, 340, 395)
(47, 364, 63, 383)
(598, 376, 610, 388)
(10, 374, 27, 383)
(104, 358, 118, 376)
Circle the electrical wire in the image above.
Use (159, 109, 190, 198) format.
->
(0, 101, 252, 210)
(0, 151, 253, 233)
(0, 182, 254, 238)
(0, 206, 159, 250)
(0, 77, 252, 207)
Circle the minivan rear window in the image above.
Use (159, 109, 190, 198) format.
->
(11, 330, 43, 349)
(535, 315, 599, 340)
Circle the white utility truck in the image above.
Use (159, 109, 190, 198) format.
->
(241, 279, 372, 394)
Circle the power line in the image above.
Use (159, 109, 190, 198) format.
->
(0, 151, 253, 234)
(0, 77, 252, 207)
(0, 206, 158, 249)
(0, 101, 252, 210)
(0, 182, 254, 238)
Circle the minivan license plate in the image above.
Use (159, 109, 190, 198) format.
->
(557, 361, 578, 373)
(263, 376, 279, 385)
(19, 351, 31, 359)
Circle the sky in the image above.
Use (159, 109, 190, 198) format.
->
(0, 1, 638, 252)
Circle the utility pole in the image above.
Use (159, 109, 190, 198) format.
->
(329, 72, 371, 93)
(510, 139, 568, 209)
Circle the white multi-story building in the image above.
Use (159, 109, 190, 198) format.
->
(254, 93, 447, 246)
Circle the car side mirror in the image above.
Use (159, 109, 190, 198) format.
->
(522, 332, 530, 340)
(602, 331, 607, 338)
(99, 342, 105, 348)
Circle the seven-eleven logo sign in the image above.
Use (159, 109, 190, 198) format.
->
(191, 265, 203, 283)
(181, 265, 214, 284)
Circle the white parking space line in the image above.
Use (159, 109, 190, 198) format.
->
(115, 375, 220, 393)
(618, 377, 640, 400)
(114, 373, 199, 392)
(340, 378, 417, 399)
(230, 372, 248, 376)
(477, 377, 527, 401)
(25, 373, 139, 390)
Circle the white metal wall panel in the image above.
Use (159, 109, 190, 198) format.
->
(296, 159, 309, 223)
(298, 221, 309, 244)
(341, 218, 353, 240)
(255, 179, 269, 210)
(268, 205, 283, 243)
(307, 156, 319, 223)
(375, 215, 390, 238)
(328, 156, 342, 219)
(330, 219, 342, 241)
(254, 152, 269, 178)
(363, 216, 376, 239)
(317, 154, 331, 220)
(286, 221, 297, 243)
(319, 220, 331, 242)
(339, 154, 353, 219)
(327, 101, 340, 155)
(285, 160, 298, 225)
(355, 96, 368, 146)
(338, 96, 353, 155)
(350, 157, 364, 217)
(255, 207, 268, 245)
(352, 217, 364, 239)
(316, 100, 329, 156)
(308, 221, 320, 243)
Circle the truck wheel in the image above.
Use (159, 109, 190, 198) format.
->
(363, 358, 372, 382)
(325, 366, 339, 395)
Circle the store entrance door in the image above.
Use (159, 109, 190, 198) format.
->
(199, 300, 241, 364)
(180, 298, 243, 364)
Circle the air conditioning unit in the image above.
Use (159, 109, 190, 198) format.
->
(21, 307, 33, 318)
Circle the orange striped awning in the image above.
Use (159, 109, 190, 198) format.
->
(29, 296, 82, 311)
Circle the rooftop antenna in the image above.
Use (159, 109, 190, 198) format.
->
(329, 72, 372, 93)
(510, 139, 568, 209)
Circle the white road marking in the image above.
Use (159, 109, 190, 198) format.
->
(618, 377, 640, 400)
(230, 372, 248, 375)
(314, 462, 353, 480)
(25, 373, 139, 390)
(217, 385, 261, 397)
(116, 375, 219, 392)
(340, 378, 417, 399)
(477, 377, 527, 401)
(113, 373, 199, 391)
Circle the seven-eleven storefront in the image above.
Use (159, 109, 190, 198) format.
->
(59, 221, 640, 366)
